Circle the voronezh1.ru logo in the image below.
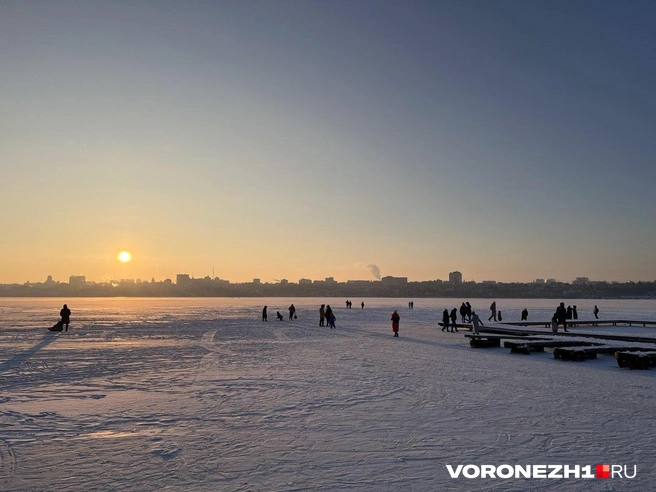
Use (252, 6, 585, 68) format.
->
(446, 464, 637, 479)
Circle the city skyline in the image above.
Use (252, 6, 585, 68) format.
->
(5, 271, 643, 286)
(2, 1, 656, 285)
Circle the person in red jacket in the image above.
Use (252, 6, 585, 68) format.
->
(391, 310, 400, 337)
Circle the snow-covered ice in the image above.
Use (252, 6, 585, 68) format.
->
(1, 298, 655, 491)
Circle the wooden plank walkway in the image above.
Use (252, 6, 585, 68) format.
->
(503, 320, 656, 328)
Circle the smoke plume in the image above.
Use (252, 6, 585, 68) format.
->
(367, 264, 381, 280)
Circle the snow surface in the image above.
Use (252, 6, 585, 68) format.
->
(1, 298, 656, 491)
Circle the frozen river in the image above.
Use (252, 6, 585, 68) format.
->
(1, 298, 655, 490)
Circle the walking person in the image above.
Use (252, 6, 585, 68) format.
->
(460, 302, 467, 323)
(488, 301, 497, 322)
(319, 304, 326, 326)
(361, 301, 365, 309)
(465, 302, 472, 322)
(60, 304, 71, 331)
(329, 312, 336, 329)
(521, 308, 528, 321)
(289, 304, 296, 320)
(573, 305, 578, 320)
(450, 307, 458, 332)
(391, 310, 400, 337)
(262, 306, 268, 322)
(566, 305, 573, 320)
(441, 309, 450, 332)
(471, 311, 484, 335)
(594, 305, 599, 319)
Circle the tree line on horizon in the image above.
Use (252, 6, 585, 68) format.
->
(1, 279, 655, 299)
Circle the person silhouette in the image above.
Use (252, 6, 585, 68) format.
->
(593, 305, 599, 319)
(556, 302, 568, 332)
(471, 311, 484, 335)
(441, 309, 450, 332)
(60, 304, 71, 331)
(262, 306, 268, 322)
(488, 301, 497, 322)
(391, 310, 400, 337)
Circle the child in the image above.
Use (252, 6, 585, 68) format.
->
(551, 314, 559, 335)
(276, 311, 284, 321)
(471, 311, 484, 335)
(498, 311, 503, 322)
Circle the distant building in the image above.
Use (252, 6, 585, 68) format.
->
(546, 278, 558, 284)
(481, 280, 496, 285)
(252, 278, 261, 284)
(534, 278, 546, 284)
(449, 271, 463, 285)
(69, 275, 86, 286)
(381, 276, 408, 286)
(279, 279, 289, 285)
(299, 278, 312, 285)
(176, 274, 191, 286)
(120, 279, 135, 285)
(325, 277, 336, 284)
(573, 277, 589, 285)
(45, 275, 54, 284)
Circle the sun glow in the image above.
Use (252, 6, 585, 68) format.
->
(118, 251, 132, 263)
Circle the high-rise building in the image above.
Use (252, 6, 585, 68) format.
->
(176, 274, 191, 286)
(449, 271, 463, 285)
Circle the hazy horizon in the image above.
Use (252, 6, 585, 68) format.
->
(2, 1, 655, 284)
(4, 271, 648, 286)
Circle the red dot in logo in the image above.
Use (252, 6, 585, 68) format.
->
(596, 464, 610, 479)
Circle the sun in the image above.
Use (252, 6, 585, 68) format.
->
(118, 251, 132, 263)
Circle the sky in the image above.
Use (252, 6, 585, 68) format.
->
(2, 0, 656, 284)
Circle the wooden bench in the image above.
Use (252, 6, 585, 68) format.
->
(616, 351, 656, 370)
(464, 334, 547, 349)
(554, 346, 651, 362)
(504, 340, 598, 355)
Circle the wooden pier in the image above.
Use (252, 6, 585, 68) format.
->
(459, 320, 656, 369)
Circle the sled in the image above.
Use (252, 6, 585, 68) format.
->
(49, 320, 64, 332)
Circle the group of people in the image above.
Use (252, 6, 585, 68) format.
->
(320, 305, 336, 328)
(262, 304, 297, 322)
(550, 303, 601, 334)
(551, 302, 572, 335)
(260, 300, 603, 339)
